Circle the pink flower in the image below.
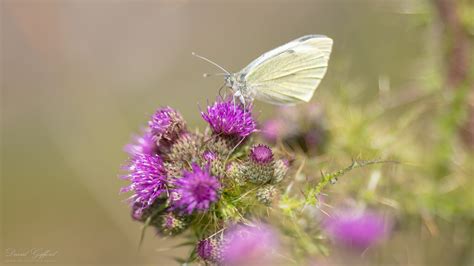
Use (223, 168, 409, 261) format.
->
(223, 223, 279, 265)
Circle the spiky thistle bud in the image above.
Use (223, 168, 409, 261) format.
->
(256, 185, 279, 206)
(154, 212, 188, 236)
(205, 137, 233, 156)
(227, 161, 245, 186)
(245, 144, 275, 184)
(197, 237, 223, 263)
(272, 159, 289, 184)
(167, 133, 202, 164)
(163, 161, 183, 179)
(202, 150, 226, 177)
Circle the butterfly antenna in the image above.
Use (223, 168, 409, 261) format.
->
(203, 73, 228, 77)
(192, 52, 230, 75)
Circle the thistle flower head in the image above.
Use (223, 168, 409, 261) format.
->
(121, 154, 168, 216)
(223, 223, 279, 265)
(250, 144, 274, 164)
(124, 130, 157, 157)
(166, 133, 201, 164)
(245, 144, 275, 184)
(154, 212, 188, 236)
(149, 107, 186, 144)
(171, 164, 220, 214)
(197, 237, 223, 263)
(226, 161, 245, 186)
(201, 98, 256, 138)
(256, 185, 279, 206)
(206, 137, 232, 156)
(324, 209, 392, 249)
(272, 159, 289, 184)
(202, 150, 226, 177)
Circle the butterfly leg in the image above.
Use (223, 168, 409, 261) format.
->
(232, 93, 237, 111)
(238, 93, 247, 123)
(233, 90, 246, 106)
(239, 94, 246, 107)
(232, 90, 247, 122)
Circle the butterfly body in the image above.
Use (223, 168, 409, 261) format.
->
(224, 72, 254, 106)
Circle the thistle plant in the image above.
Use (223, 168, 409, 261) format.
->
(120, 96, 393, 265)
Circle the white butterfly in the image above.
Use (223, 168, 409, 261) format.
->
(193, 35, 333, 106)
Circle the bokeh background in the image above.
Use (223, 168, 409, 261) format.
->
(1, 0, 473, 265)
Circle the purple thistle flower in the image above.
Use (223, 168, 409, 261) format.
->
(250, 144, 274, 164)
(124, 129, 157, 157)
(148, 107, 186, 144)
(324, 209, 392, 249)
(197, 239, 213, 261)
(171, 164, 220, 214)
(222, 222, 279, 265)
(197, 238, 222, 263)
(121, 154, 168, 215)
(246, 144, 275, 184)
(201, 98, 256, 138)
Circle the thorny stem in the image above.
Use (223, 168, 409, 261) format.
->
(305, 159, 398, 206)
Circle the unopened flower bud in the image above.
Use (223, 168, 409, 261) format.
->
(197, 237, 223, 263)
(154, 212, 188, 236)
(245, 144, 275, 184)
(256, 185, 279, 206)
(272, 159, 289, 183)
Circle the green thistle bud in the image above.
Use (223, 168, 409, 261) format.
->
(210, 159, 226, 177)
(245, 144, 275, 184)
(205, 137, 232, 156)
(154, 212, 188, 236)
(202, 150, 226, 177)
(256, 185, 279, 205)
(272, 159, 289, 184)
(163, 161, 184, 178)
(167, 133, 202, 164)
(227, 161, 246, 185)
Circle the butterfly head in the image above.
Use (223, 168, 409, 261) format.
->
(225, 73, 248, 91)
(224, 73, 235, 89)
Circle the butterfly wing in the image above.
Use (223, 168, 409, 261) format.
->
(242, 35, 333, 105)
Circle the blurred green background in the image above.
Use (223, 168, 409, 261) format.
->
(1, 0, 473, 265)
